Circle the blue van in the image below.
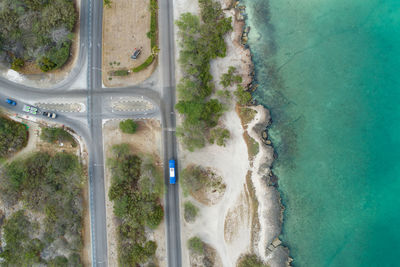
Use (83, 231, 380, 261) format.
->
(169, 159, 176, 184)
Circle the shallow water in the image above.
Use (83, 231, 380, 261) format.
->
(241, 0, 400, 266)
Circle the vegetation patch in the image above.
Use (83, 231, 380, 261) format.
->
(188, 236, 221, 267)
(208, 127, 230, 147)
(243, 132, 259, 160)
(184, 201, 199, 223)
(237, 254, 270, 267)
(111, 69, 130, 76)
(41, 127, 77, 146)
(0, 152, 84, 265)
(175, 0, 232, 151)
(119, 119, 138, 134)
(108, 144, 164, 266)
(0, 116, 28, 159)
(148, 0, 158, 49)
(181, 164, 226, 205)
(0, 0, 77, 72)
(131, 54, 155, 73)
(238, 107, 257, 127)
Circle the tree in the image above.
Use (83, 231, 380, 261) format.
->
(104, 0, 112, 8)
(237, 254, 270, 267)
(208, 127, 230, 146)
(188, 236, 204, 254)
(184, 201, 199, 222)
(119, 119, 138, 134)
(234, 84, 252, 106)
(220, 66, 242, 87)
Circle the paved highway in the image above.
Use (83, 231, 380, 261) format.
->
(0, 0, 182, 266)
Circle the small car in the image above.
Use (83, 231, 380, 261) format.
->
(23, 104, 38, 115)
(5, 98, 16, 106)
(131, 48, 142, 59)
(42, 111, 57, 119)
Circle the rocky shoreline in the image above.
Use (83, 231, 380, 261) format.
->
(228, 1, 293, 266)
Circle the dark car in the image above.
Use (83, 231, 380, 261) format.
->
(131, 48, 142, 59)
(42, 111, 57, 119)
(5, 98, 16, 106)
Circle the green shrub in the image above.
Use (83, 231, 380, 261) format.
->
(208, 127, 230, 146)
(104, 0, 112, 8)
(132, 55, 155, 72)
(234, 84, 252, 106)
(220, 66, 242, 87)
(239, 107, 257, 125)
(188, 236, 204, 254)
(119, 119, 138, 134)
(0, 116, 28, 158)
(11, 58, 24, 71)
(112, 69, 130, 76)
(184, 201, 199, 222)
(237, 254, 269, 267)
(149, 0, 158, 48)
(40, 127, 76, 145)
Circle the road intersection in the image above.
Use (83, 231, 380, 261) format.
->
(0, 0, 182, 266)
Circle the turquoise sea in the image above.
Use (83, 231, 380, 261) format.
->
(241, 0, 400, 266)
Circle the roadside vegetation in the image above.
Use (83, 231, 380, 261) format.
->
(237, 254, 270, 267)
(108, 144, 164, 266)
(181, 164, 226, 197)
(119, 119, 138, 134)
(0, 0, 77, 72)
(40, 127, 77, 146)
(175, 0, 232, 151)
(0, 116, 28, 159)
(184, 201, 199, 222)
(0, 151, 84, 265)
(104, 0, 112, 8)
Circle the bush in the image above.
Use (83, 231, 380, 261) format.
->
(112, 69, 130, 76)
(148, 0, 158, 48)
(184, 201, 199, 222)
(40, 127, 76, 145)
(0, 116, 28, 158)
(208, 127, 230, 146)
(11, 58, 24, 71)
(237, 254, 269, 267)
(132, 55, 155, 72)
(234, 84, 252, 106)
(188, 236, 204, 254)
(119, 119, 138, 134)
(104, 0, 112, 8)
(220, 66, 242, 87)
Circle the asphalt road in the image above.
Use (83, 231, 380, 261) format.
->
(0, 0, 182, 266)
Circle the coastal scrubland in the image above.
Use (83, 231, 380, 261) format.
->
(0, 152, 84, 266)
(0, 115, 28, 159)
(108, 144, 163, 266)
(175, 0, 232, 151)
(0, 0, 77, 72)
(103, 119, 165, 266)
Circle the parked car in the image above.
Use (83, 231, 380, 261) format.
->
(42, 111, 57, 119)
(23, 104, 38, 115)
(131, 48, 142, 59)
(5, 98, 16, 106)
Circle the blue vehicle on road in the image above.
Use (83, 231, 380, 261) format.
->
(5, 98, 16, 106)
(169, 159, 176, 184)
